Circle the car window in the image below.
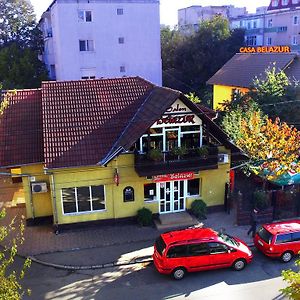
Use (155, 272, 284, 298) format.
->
(292, 231, 300, 242)
(188, 243, 209, 256)
(155, 236, 166, 256)
(275, 233, 292, 244)
(257, 226, 273, 244)
(167, 245, 187, 258)
(208, 242, 228, 254)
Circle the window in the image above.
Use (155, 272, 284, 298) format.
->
(187, 179, 200, 196)
(79, 40, 94, 52)
(123, 186, 134, 202)
(292, 231, 300, 241)
(120, 66, 126, 73)
(257, 227, 273, 244)
(292, 35, 298, 45)
(253, 21, 257, 29)
(272, 0, 279, 6)
(282, 0, 289, 5)
(267, 37, 272, 45)
(292, 0, 299, 4)
(188, 243, 209, 256)
(246, 35, 257, 46)
(167, 245, 187, 258)
(144, 183, 156, 201)
(78, 10, 92, 22)
(278, 26, 288, 32)
(275, 233, 292, 244)
(61, 185, 105, 214)
(81, 76, 96, 80)
(50, 64, 56, 79)
(118, 37, 125, 44)
(247, 22, 251, 29)
(208, 242, 228, 254)
(81, 68, 96, 79)
(117, 8, 124, 15)
(155, 237, 166, 256)
(294, 16, 299, 25)
(268, 19, 273, 28)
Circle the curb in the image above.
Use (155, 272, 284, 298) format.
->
(29, 255, 153, 271)
(28, 243, 256, 271)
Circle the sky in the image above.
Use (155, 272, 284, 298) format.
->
(30, 0, 271, 26)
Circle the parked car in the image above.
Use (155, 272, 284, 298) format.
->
(254, 220, 300, 262)
(153, 227, 253, 280)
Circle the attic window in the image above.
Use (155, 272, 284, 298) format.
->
(282, 0, 289, 5)
(272, 0, 279, 6)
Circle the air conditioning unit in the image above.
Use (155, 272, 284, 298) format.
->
(31, 182, 48, 194)
(218, 153, 229, 164)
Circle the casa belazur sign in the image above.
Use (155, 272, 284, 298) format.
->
(153, 99, 202, 128)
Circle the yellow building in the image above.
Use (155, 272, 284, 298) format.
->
(207, 52, 299, 110)
(0, 77, 241, 230)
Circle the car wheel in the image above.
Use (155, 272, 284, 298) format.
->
(232, 259, 246, 271)
(172, 267, 186, 280)
(281, 251, 293, 263)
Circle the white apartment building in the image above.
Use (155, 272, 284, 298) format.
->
(40, 0, 162, 85)
(178, 5, 247, 32)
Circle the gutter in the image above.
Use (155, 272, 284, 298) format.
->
(46, 171, 59, 233)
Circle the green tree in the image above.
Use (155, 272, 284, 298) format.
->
(281, 258, 300, 299)
(248, 64, 300, 124)
(0, 43, 48, 89)
(161, 16, 245, 101)
(0, 209, 31, 299)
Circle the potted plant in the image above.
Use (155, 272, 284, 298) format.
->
(196, 146, 209, 159)
(147, 148, 163, 161)
(171, 146, 188, 157)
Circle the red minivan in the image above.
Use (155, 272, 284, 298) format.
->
(254, 220, 300, 262)
(153, 227, 253, 280)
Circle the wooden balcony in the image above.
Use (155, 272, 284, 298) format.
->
(134, 147, 219, 177)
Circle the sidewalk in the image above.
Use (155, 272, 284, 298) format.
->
(26, 210, 255, 270)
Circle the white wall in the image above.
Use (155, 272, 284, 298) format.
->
(41, 0, 162, 85)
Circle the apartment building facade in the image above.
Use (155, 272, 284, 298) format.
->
(39, 0, 162, 85)
(178, 5, 247, 32)
(231, 1, 300, 52)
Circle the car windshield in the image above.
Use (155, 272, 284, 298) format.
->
(257, 226, 273, 244)
(155, 236, 166, 256)
(218, 232, 239, 247)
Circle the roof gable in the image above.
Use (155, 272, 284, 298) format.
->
(207, 53, 297, 88)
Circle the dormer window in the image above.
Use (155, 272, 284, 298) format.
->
(292, 0, 299, 4)
(272, 0, 279, 6)
(282, 0, 289, 5)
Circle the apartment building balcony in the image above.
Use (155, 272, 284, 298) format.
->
(134, 146, 219, 177)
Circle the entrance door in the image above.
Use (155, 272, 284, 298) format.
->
(159, 180, 186, 214)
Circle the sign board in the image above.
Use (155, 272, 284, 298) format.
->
(239, 46, 291, 53)
(153, 172, 194, 182)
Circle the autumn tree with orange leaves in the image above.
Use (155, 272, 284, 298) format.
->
(236, 113, 300, 180)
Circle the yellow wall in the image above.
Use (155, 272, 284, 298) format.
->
(213, 85, 249, 110)
(20, 150, 231, 225)
(20, 164, 53, 219)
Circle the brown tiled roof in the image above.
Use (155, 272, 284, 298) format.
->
(42, 77, 154, 168)
(0, 89, 43, 167)
(207, 53, 297, 88)
(0, 77, 242, 169)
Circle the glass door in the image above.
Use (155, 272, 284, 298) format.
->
(173, 180, 185, 212)
(159, 182, 172, 213)
(165, 128, 180, 152)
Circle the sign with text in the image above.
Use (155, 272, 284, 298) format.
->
(153, 172, 195, 182)
(239, 46, 291, 53)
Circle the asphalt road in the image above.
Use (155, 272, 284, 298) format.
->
(19, 248, 294, 300)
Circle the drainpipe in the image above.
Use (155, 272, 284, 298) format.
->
(49, 173, 59, 234)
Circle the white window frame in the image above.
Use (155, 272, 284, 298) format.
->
(272, 0, 279, 6)
(117, 8, 124, 15)
(267, 37, 272, 45)
(292, 35, 298, 45)
(268, 19, 273, 28)
(120, 66, 126, 73)
(292, 0, 299, 4)
(282, 0, 289, 5)
(79, 40, 94, 52)
(61, 185, 106, 215)
(78, 10, 93, 22)
(294, 16, 299, 25)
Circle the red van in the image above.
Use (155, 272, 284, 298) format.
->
(153, 227, 253, 280)
(254, 220, 300, 262)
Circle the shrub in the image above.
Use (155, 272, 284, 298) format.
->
(253, 190, 269, 210)
(196, 146, 209, 158)
(191, 199, 207, 219)
(171, 146, 188, 156)
(137, 207, 152, 226)
(147, 148, 163, 161)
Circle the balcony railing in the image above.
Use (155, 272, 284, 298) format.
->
(134, 146, 219, 177)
